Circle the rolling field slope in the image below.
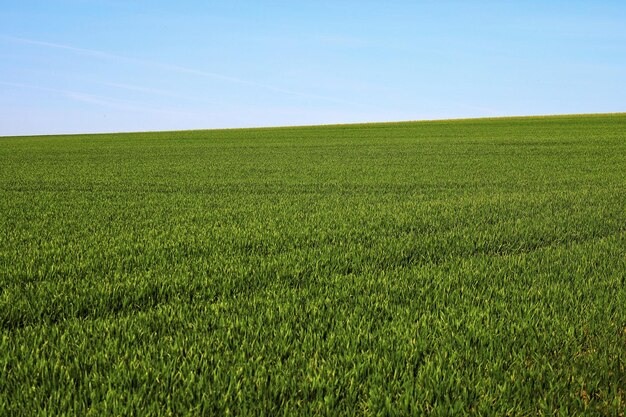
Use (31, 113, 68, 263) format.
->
(1, 114, 625, 415)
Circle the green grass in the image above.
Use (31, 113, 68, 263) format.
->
(1, 113, 625, 415)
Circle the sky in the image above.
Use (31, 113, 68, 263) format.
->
(1, 1, 625, 136)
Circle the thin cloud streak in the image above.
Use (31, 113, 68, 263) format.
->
(1, 35, 370, 108)
(0, 81, 198, 115)
(0, 35, 120, 59)
(100, 81, 217, 105)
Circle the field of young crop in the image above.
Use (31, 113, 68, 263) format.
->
(1, 114, 625, 415)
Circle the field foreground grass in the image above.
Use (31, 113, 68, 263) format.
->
(1, 114, 625, 415)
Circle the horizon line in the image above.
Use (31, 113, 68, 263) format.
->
(1, 111, 625, 139)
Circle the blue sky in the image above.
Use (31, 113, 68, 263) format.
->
(1, 1, 625, 136)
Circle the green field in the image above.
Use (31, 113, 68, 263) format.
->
(1, 114, 625, 415)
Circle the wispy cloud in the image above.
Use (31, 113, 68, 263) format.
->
(0, 80, 194, 115)
(316, 35, 371, 49)
(100, 81, 216, 105)
(0, 35, 369, 108)
(0, 35, 119, 59)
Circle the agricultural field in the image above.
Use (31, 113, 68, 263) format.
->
(1, 113, 625, 415)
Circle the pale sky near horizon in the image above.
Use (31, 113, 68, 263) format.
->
(1, 1, 625, 136)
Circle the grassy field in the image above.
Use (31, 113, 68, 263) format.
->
(1, 113, 625, 415)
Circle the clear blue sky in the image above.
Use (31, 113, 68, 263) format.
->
(1, 1, 625, 136)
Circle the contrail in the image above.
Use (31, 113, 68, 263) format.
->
(0, 36, 120, 59)
(100, 81, 217, 105)
(0, 35, 368, 108)
(0, 81, 198, 115)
